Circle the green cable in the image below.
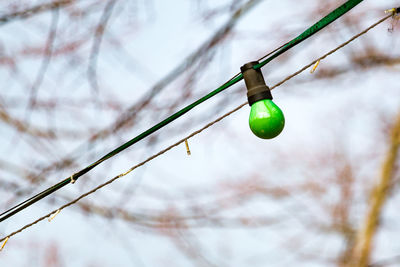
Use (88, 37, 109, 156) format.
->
(0, 0, 364, 223)
(255, 0, 364, 69)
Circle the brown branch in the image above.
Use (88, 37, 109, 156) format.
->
(27, 8, 60, 109)
(87, 0, 118, 94)
(0, 0, 74, 26)
(0, 105, 55, 138)
(349, 112, 400, 266)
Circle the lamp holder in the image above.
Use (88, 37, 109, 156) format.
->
(240, 61, 272, 106)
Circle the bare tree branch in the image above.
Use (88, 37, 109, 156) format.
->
(27, 8, 60, 110)
(350, 112, 400, 266)
(0, 0, 74, 26)
(87, 0, 118, 95)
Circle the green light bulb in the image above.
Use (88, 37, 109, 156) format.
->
(249, 99, 285, 139)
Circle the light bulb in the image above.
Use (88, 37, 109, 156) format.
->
(249, 99, 285, 139)
(241, 61, 285, 139)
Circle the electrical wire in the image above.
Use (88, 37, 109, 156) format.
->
(0, 10, 395, 242)
(255, 0, 364, 69)
(0, 0, 368, 223)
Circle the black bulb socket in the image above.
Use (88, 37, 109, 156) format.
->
(240, 61, 272, 106)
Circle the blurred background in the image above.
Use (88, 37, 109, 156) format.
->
(0, 0, 399, 266)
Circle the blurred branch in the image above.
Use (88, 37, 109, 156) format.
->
(172, 229, 219, 267)
(87, 0, 118, 95)
(27, 8, 60, 110)
(369, 254, 400, 267)
(56, 195, 281, 230)
(0, 104, 55, 138)
(0, 0, 74, 26)
(350, 112, 400, 266)
(311, 54, 400, 81)
(0, 104, 96, 140)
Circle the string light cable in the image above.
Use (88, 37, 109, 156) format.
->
(1, 6, 398, 242)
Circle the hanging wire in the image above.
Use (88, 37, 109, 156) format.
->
(254, 0, 364, 69)
(0, 10, 396, 242)
(0, 0, 371, 223)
